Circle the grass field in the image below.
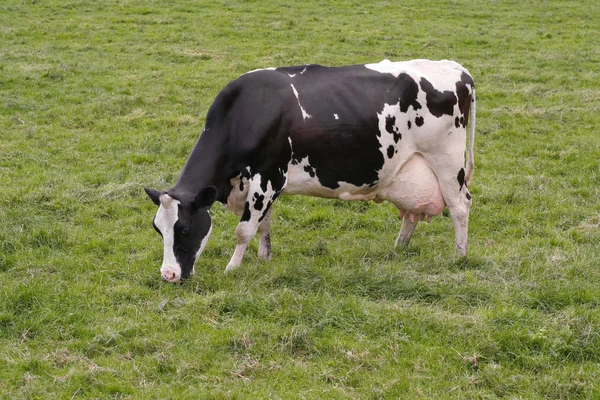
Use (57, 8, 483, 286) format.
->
(1, 0, 600, 398)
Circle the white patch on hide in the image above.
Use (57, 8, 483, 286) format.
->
(290, 84, 312, 120)
(244, 67, 276, 75)
(365, 59, 397, 75)
(376, 103, 401, 153)
(227, 174, 249, 216)
(287, 137, 372, 198)
(247, 173, 277, 214)
(285, 157, 374, 199)
(365, 59, 467, 80)
(287, 155, 313, 187)
(375, 102, 413, 185)
(334, 113, 339, 120)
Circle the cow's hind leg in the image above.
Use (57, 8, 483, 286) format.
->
(394, 210, 419, 248)
(426, 155, 473, 256)
(226, 174, 282, 272)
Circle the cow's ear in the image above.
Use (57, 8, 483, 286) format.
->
(144, 188, 163, 206)
(193, 186, 217, 211)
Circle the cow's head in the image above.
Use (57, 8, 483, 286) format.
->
(144, 186, 216, 282)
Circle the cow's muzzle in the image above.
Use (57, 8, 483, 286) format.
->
(160, 265, 181, 282)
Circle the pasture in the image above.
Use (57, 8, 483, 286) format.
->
(1, 0, 599, 398)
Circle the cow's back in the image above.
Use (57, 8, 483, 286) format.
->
(276, 60, 473, 200)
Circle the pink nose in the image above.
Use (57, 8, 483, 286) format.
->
(160, 266, 181, 282)
(162, 272, 178, 281)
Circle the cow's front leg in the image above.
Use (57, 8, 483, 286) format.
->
(225, 175, 280, 272)
(226, 220, 257, 272)
(257, 207, 273, 261)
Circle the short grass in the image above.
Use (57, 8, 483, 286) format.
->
(1, 0, 599, 398)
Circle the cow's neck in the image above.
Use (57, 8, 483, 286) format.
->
(169, 132, 230, 204)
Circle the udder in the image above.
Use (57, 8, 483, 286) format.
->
(377, 153, 445, 222)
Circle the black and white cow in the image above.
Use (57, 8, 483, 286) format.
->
(145, 59, 476, 282)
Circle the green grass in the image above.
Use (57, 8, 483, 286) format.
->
(1, 0, 600, 398)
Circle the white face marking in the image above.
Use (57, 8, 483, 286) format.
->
(190, 218, 213, 277)
(196, 222, 212, 259)
(290, 84, 312, 120)
(334, 113, 339, 120)
(154, 194, 181, 280)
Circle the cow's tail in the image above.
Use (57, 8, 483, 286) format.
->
(465, 88, 476, 187)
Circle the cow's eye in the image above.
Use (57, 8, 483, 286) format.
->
(181, 227, 190, 235)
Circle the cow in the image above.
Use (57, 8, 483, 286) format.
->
(145, 59, 476, 282)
